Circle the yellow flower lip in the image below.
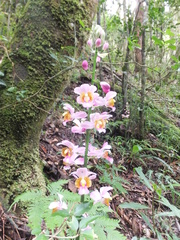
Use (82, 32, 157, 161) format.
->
(108, 98, 115, 107)
(80, 92, 93, 103)
(75, 177, 92, 189)
(63, 111, 71, 121)
(95, 119, 106, 129)
(62, 147, 73, 157)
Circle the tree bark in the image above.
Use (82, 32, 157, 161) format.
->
(0, 0, 97, 205)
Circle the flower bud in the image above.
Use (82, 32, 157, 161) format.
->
(87, 39, 93, 47)
(95, 38, 101, 48)
(82, 60, 88, 70)
(96, 56, 101, 63)
(103, 42, 109, 51)
(100, 82, 110, 93)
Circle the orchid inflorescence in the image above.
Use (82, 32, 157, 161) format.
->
(49, 25, 116, 215)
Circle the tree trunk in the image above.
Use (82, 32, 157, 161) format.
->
(0, 0, 97, 205)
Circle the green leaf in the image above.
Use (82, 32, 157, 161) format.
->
(74, 202, 93, 216)
(68, 216, 79, 232)
(166, 28, 175, 36)
(171, 55, 179, 63)
(49, 52, 58, 61)
(140, 213, 155, 234)
(119, 202, 149, 210)
(79, 20, 85, 28)
(155, 211, 177, 217)
(135, 167, 153, 191)
(0, 80, 6, 89)
(7, 86, 17, 93)
(52, 209, 70, 217)
(152, 36, 163, 46)
(80, 215, 99, 229)
(165, 39, 176, 45)
(0, 71, 4, 76)
(36, 235, 49, 240)
(168, 45, 176, 50)
(171, 63, 179, 70)
(80, 229, 94, 240)
(132, 145, 142, 154)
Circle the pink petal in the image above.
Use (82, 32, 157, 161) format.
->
(90, 190, 101, 203)
(81, 121, 94, 130)
(79, 186, 89, 195)
(73, 111, 87, 119)
(105, 91, 117, 100)
(100, 187, 113, 197)
(63, 103, 75, 114)
(57, 140, 75, 148)
(75, 157, 84, 165)
(100, 82, 110, 93)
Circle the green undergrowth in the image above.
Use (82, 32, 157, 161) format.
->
(12, 180, 126, 240)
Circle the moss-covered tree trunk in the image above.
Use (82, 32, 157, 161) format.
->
(0, 0, 97, 205)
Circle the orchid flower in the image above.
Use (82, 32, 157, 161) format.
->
(71, 168, 96, 195)
(49, 193, 67, 213)
(104, 91, 117, 111)
(71, 119, 86, 134)
(100, 82, 110, 94)
(82, 112, 112, 133)
(74, 84, 99, 108)
(90, 187, 113, 207)
(62, 103, 87, 126)
(57, 140, 81, 169)
(88, 142, 113, 164)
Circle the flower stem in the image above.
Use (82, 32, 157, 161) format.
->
(91, 48, 98, 84)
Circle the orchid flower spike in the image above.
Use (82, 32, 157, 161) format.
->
(49, 193, 67, 213)
(82, 60, 88, 70)
(71, 168, 96, 195)
(90, 187, 113, 207)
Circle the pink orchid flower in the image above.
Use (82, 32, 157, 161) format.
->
(100, 81, 110, 94)
(95, 38, 101, 48)
(57, 140, 80, 169)
(87, 39, 93, 47)
(88, 142, 113, 164)
(82, 60, 88, 70)
(62, 103, 87, 126)
(82, 112, 112, 133)
(104, 91, 117, 111)
(103, 42, 109, 51)
(90, 187, 113, 207)
(71, 119, 86, 134)
(74, 84, 99, 108)
(49, 193, 67, 213)
(71, 168, 96, 195)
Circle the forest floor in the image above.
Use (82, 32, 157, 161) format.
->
(1, 70, 180, 240)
